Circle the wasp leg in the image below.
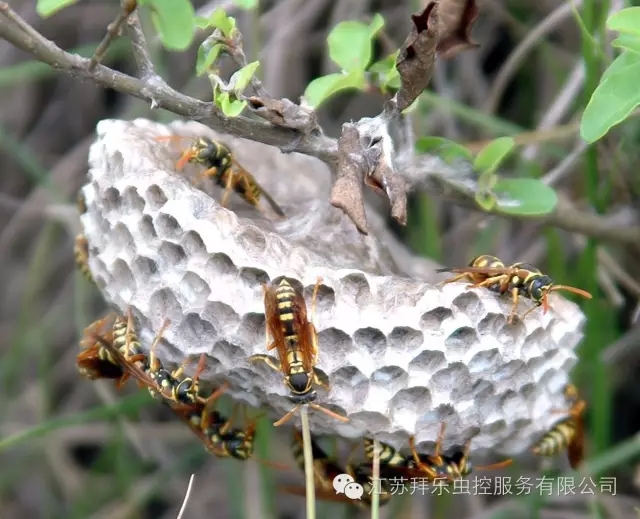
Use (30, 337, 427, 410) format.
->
(312, 368, 330, 391)
(437, 273, 472, 286)
(469, 274, 510, 291)
(408, 435, 438, 479)
(220, 169, 236, 208)
(506, 287, 522, 324)
(248, 354, 281, 373)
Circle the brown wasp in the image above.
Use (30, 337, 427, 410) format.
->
(363, 423, 512, 485)
(281, 429, 392, 508)
(437, 255, 592, 323)
(531, 383, 586, 469)
(76, 314, 126, 385)
(155, 135, 285, 217)
(249, 277, 349, 427)
(74, 234, 93, 283)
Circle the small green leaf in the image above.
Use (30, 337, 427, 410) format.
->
(580, 60, 640, 143)
(368, 13, 385, 38)
(36, 0, 78, 17)
(195, 16, 211, 29)
(473, 137, 516, 175)
(226, 100, 247, 117)
(415, 137, 473, 164)
(612, 34, 640, 54)
(208, 8, 236, 38)
(327, 17, 383, 72)
(303, 71, 366, 108)
(145, 0, 196, 51)
(492, 178, 558, 216)
(475, 191, 497, 211)
(369, 51, 400, 92)
(196, 43, 223, 76)
(230, 61, 260, 94)
(602, 49, 640, 82)
(607, 7, 640, 38)
(234, 0, 258, 9)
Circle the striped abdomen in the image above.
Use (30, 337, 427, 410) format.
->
(275, 280, 298, 347)
(532, 419, 575, 456)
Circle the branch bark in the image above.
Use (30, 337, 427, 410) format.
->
(0, 3, 638, 246)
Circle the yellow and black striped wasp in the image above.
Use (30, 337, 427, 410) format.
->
(76, 314, 127, 385)
(363, 422, 512, 486)
(155, 135, 285, 217)
(73, 234, 93, 283)
(248, 277, 349, 427)
(531, 383, 586, 469)
(281, 429, 392, 508)
(437, 255, 592, 323)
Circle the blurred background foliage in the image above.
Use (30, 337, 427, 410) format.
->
(2, 0, 640, 518)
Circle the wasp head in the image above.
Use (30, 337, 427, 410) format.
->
(526, 274, 553, 310)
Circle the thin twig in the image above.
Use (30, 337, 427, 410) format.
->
(483, 1, 581, 114)
(0, 3, 639, 245)
(126, 12, 157, 81)
(176, 474, 195, 519)
(300, 406, 316, 519)
(89, 0, 138, 71)
(370, 439, 381, 519)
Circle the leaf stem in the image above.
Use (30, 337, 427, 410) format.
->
(300, 406, 316, 519)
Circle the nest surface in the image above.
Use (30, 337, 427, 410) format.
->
(81, 118, 586, 456)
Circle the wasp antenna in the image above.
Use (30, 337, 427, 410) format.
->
(475, 458, 513, 471)
(176, 149, 194, 171)
(309, 403, 349, 423)
(549, 285, 593, 299)
(192, 353, 207, 381)
(273, 405, 301, 427)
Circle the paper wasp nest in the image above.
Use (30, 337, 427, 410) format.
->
(81, 118, 586, 457)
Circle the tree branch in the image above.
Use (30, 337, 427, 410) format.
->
(0, 2, 638, 246)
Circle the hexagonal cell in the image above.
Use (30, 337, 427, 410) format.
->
(139, 214, 157, 239)
(155, 213, 183, 240)
(146, 184, 168, 210)
(121, 186, 145, 213)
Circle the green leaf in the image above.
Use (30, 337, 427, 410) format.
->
(415, 137, 473, 164)
(369, 51, 400, 92)
(195, 16, 211, 29)
(607, 7, 640, 38)
(602, 49, 640, 81)
(473, 137, 516, 174)
(230, 61, 260, 94)
(327, 16, 384, 72)
(580, 60, 640, 143)
(611, 34, 640, 54)
(475, 170, 498, 211)
(492, 178, 558, 216)
(303, 71, 366, 108)
(145, 0, 196, 51)
(475, 191, 497, 211)
(208, 8, 237, 38)
(196, 43, 223, 76)
(36, 0, 78, 16)
(218, 92, 247, 117)
(234, 0, 259, 9)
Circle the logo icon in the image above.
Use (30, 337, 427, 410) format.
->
(332, 473, 364, 500)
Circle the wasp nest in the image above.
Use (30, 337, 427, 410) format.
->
(81, 118, 586, 457)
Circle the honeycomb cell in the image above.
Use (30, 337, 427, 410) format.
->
(122, 186, 145, 213)
(155, 213, 182, 240)
(146, 184, 168, 210)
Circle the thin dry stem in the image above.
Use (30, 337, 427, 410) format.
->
(300, 406, 316, 519)
(176, 474, 195, 519)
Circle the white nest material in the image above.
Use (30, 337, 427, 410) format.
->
(80, 118, 586, 457)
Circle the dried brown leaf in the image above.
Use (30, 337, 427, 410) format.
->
(436, 0, 480, 59)
(247, 96, 319, 134)
(330, 124, 368, 235)
(365, 159, 408, 227)
(395, 3, 439, 112)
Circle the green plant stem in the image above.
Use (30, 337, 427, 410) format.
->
(300, 406, 316, 519)
(370, 439, 380, 519)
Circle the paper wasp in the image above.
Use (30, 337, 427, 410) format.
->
(248, 277, 349, 427)
(531, 383, 586, 469)
(282, 429, 392, 508)
(86, 321, 261, 459)
(76, 315, 127, 385)
(363, 423, 512, 485)
(155, 135, 285, 217)
(77, 190, 87, 215)
(74, 234, 93, 283)
(437, 255, 592, 323)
